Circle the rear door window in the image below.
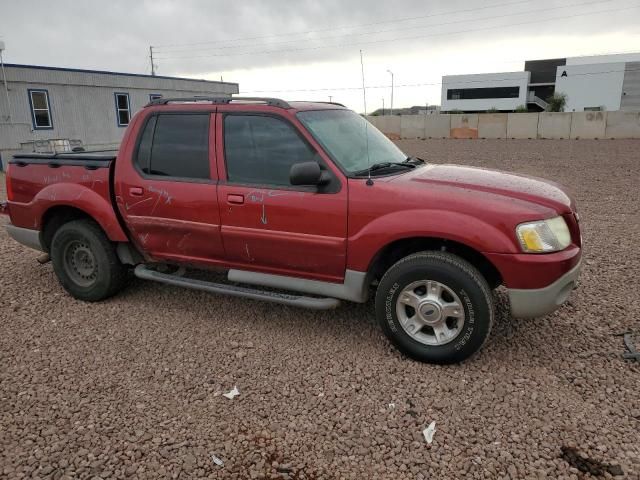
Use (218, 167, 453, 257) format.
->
(135, 114, 210, 180)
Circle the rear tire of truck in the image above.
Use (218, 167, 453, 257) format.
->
(375, 251, 494, 364)
(50, 219, 127, 302)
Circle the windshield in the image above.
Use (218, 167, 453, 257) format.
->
(297, 109, 407, 174)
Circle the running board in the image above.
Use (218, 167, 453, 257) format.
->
(134, 265, 341, 310)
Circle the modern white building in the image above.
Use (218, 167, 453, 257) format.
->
(0, 63, 239, 169)
(441, 71, 530, 112)
(441, 53, 640, 113)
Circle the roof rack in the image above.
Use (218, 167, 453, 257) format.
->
(145, 96, 291, 108)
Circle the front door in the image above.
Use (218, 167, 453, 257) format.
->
(215, 111, 348, 282)
(116, 111, 225, 264)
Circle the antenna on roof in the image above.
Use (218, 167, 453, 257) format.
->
(360, 50, 372, 186)
(0, 40, 12, 123)
(149, 46, 156, 76)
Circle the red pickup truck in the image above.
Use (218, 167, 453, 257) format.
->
(2, 97, 582, 363)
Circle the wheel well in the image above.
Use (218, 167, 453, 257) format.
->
(41, 206, 94, 252)
(368, 237, 503, 289)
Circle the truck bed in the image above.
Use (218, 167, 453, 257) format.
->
(6, 151, 122, 237)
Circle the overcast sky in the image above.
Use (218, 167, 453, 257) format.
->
(1, 0, 639, 111)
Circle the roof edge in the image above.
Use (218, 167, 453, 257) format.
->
(2, 63, 238, 86)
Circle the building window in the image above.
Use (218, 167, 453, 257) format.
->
(114, 92, 131, 127)
(28, 89, 53, 130)
(149, 93, 162, 101)
(447, 86, 520, 100)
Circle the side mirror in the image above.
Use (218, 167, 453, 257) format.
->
(289, 161, 330, 186)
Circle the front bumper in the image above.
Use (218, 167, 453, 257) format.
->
(5, 224, 45, 252)
(507, 259, 581, 318)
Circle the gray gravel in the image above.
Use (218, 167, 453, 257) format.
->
(1, 139, 639, 479)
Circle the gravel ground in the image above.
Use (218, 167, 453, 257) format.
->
(1, 140, 639, 480)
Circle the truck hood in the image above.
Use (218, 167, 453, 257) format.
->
(392, 164, 574, 213)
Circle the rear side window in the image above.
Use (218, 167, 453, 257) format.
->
(135, 114, 210, 180)
(224, 115, 317, 186)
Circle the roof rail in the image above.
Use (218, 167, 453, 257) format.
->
(311, 101, 347, 107)
(145, 96, 291, 108)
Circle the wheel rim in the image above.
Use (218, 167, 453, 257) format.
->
(396, 280, 465, 346)
(63, 240, 98, 287)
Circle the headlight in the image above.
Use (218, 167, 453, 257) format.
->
(516, 216, 571, 253)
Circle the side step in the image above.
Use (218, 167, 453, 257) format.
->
(134, 265, 341, 310)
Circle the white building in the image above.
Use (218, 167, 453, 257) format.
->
(0, 63, 238, 169)
(440, 53, 640, 113)
(441, 72, 530, 112)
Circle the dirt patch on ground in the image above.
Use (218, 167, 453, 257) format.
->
(1, 141, 639, 479)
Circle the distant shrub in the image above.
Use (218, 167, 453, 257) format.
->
(546, 93, 568, 112)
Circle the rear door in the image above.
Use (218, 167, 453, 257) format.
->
(215, 110, 348, 282)
(116, 110, 225, 264)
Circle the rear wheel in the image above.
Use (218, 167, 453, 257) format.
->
(51, 219, 127, 301)
(375, 251, 494, 364)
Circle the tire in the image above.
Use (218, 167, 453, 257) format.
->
(50, 219, 127, 302)
(375, 251, 494, 364)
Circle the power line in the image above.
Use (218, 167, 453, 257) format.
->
(238, 66, 640, 94)
(154, 4, 640, 61)
(154, 0, 617, 56)
(152, 0, 536, 51)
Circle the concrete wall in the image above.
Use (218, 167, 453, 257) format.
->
(507, 113, 539, 139)
(400, 115, 425, 139)
(478, 114, 508, 139)
(367, 115, 401, 138)
(425, 115, 451, 138)
(366, 112, 640, 140)
(570, 111, 606, 139)
(604, 111, 640, 138)
(538, 113, 572, 139)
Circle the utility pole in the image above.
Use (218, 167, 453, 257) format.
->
(329, 95, 333, 103)
(149, 46, 156, 76)
(382, 97, 385, 116)
(360, 50, 367, 115)
(387, 69, 394, 115)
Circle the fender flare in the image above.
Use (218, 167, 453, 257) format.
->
(348, 209, 518, 272)
(34, 183, 128, 241)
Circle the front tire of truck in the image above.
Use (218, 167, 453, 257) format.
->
(51, 219, 127, 302)
(375, 251, 494, 364)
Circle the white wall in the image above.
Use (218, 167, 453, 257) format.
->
(0, 65, 238, 168)
(554, 62, 625, 112)
(441, 72, 529, 112)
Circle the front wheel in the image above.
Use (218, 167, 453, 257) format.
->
(50, 219, 127, 302)
(375, 251, 494, 364)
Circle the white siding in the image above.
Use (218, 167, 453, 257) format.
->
(0, 65, 239, 167)
(441, 72, 529, 112)
(554, 63, 625, 112)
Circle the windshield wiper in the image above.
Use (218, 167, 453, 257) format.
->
(404, 156, 425, 165)
(353, 162, 415, 177)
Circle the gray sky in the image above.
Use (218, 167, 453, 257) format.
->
(2, 0, 639, 111)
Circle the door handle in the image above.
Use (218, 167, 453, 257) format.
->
(130, 187, 144, 196)
(227, 194, 244, 205)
